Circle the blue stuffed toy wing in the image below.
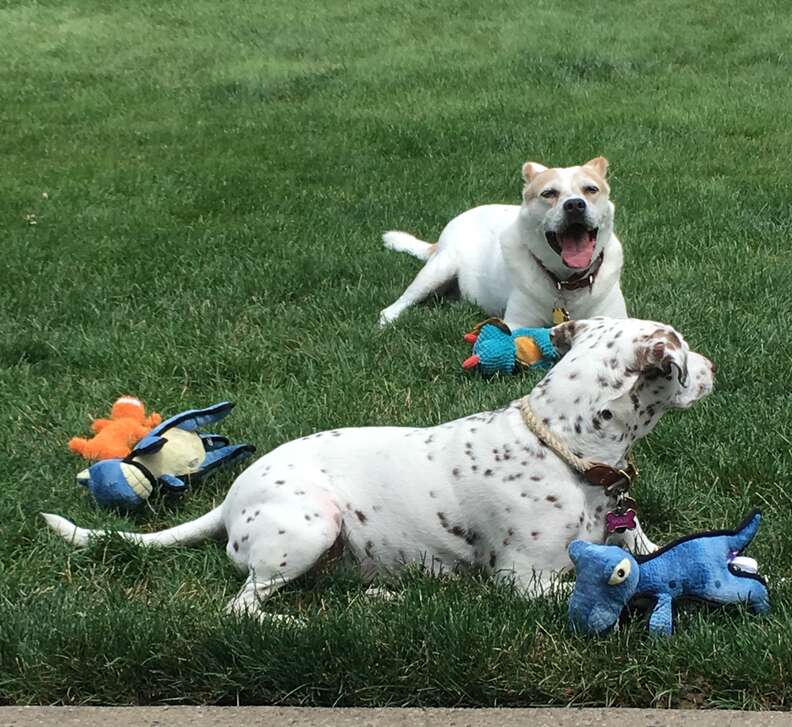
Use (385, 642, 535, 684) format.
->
(147, 402, 236, 437)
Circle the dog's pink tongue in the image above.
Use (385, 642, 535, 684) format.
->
(560, 231, 595, 269)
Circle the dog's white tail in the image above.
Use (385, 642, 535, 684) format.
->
(41, 506, 225, 548)
(382, 230, 436, 261)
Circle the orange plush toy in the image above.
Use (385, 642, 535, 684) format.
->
(69, 396, 162, 461)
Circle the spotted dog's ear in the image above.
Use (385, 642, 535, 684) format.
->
(522, 161, 548, 182)
(636, 328, 688, 385)
(550, 320, 586, 355)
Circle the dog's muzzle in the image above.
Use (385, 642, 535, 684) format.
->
(545, 221, 598, 270)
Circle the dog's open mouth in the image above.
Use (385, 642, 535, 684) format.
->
(546, 225, 598, 269)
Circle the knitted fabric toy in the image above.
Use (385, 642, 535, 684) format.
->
(69, 396, 161, 460)
(567, 511, 770, 636)
(76, 402, 255, 510)
(462, 319, 559, 376)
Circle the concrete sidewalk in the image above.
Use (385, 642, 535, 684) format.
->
(3, 707, 792, 726)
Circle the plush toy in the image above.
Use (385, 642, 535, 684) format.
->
(76, 402, 255, 510)
(69, 396, 162, 460)
(462, 319, 559, 376)
(567, 511, 770, 636)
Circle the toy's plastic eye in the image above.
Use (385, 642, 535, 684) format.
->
(608, 558, 631, 585)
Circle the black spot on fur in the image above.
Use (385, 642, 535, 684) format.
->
(546, 495, 557, 502)
(278, 529, 286, 535)
(484, 469, 494, 477)
(232, 541, 239, 552)
(452, 467, 461, 478)
(355, 510, 367, 523)
(489, 551, 497, 568)
(241, 535, 249, 542)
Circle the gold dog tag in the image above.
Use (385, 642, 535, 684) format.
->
(552, 307, 570, 325)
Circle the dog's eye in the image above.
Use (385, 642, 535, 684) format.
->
(540, 189, 559, 199)
(600, 409, 613, 420)
(608, 558, 631, 585)
(583, 185, 599, 194)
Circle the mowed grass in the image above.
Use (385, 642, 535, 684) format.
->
(2, 0, 792, 708)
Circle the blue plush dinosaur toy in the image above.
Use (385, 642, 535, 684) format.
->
(76, 402, 255, 510)
(462, 319, 559, 376)
(567, 511, 770, 636)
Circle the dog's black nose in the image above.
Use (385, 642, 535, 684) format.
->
(563, 197, 587, 214)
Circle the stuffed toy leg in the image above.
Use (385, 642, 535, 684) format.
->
(567, 511, 770, 636)
(77, 402, 255, 510)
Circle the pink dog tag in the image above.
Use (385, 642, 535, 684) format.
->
(606, 509, 637, 534)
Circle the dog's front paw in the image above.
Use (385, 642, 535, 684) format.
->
(378, 307, 397, 327)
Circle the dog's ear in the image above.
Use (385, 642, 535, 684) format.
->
(635, 329, 688, 385)
(550, 320, 587, 355)
(584, 156, 609, 178)
(522, 161, 548, 182)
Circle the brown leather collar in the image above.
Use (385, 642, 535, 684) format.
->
(584, 462, 636, 497)
(531, 251, 605, 292)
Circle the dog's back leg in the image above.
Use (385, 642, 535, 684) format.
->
(379, 247, 458, 326)
(224, 499, 343, 622)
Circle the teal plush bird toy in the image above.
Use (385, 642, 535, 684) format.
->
(567, 511, 770, 636)
(462, 319, 559, 376)
(76, 402, 255, 511)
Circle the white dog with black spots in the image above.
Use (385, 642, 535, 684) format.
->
(45, 317, 715, 620)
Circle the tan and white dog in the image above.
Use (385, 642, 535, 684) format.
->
(379, 157, 628, 328)
(44, 318, 714, 620)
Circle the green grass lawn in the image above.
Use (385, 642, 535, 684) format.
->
(2, 0, 792, 709)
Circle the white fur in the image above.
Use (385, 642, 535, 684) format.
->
(379, 161, 627, 328)
(44, 318, 714, 620)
